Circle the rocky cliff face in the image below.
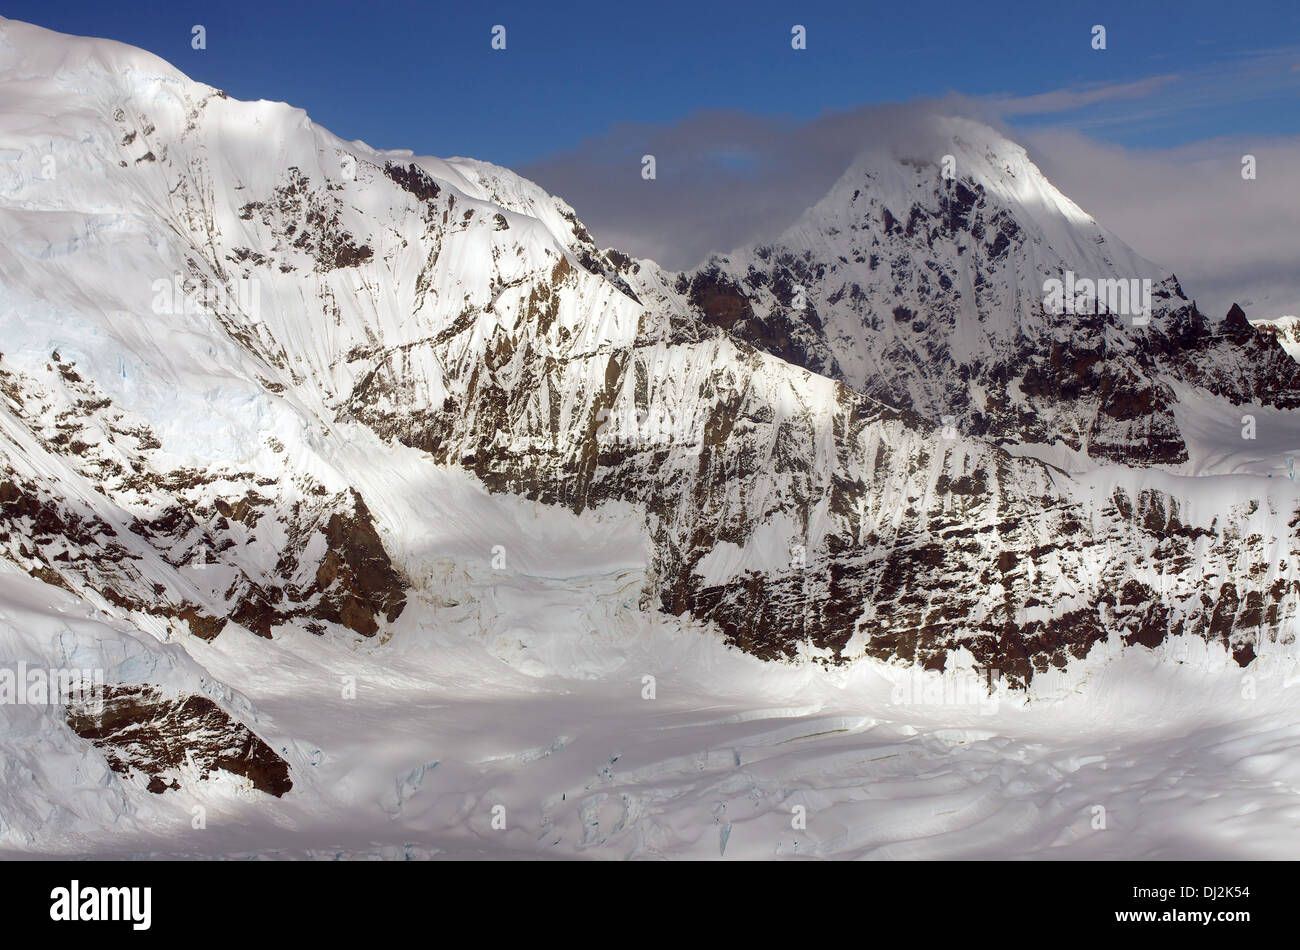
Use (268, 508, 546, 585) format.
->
(386, 281, 1294, 682)
(0, 351, 405, 642)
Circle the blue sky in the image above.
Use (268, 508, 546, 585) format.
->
(6, 0, 1299, 166)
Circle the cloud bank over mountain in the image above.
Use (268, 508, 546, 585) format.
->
(520, 98, 1300, 319)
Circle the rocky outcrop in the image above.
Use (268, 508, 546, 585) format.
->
(66, 685, 291, 796)
(0, 356, 405, 641)
(409, 319, 1295, 682)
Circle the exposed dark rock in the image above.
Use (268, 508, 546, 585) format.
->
(384, 161, 442, 202)
(66, 684, 292, 797)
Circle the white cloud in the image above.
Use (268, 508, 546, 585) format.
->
(1023, 129, 1300, 319)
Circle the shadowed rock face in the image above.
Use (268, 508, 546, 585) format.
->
(1250, 312, 1300, 362)
(311, 490, 407, 636)
(66, 685, 291, 797)
(672, 484, 1287, 683)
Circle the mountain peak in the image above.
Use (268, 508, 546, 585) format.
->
(773, 115, 1161, 286)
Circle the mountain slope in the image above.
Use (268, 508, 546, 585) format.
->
(0, 16, 1298, 825)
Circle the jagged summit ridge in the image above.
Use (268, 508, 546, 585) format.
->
(629, 117, 1300, 469)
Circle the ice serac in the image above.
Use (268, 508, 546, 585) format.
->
(634, 117, 1300, 466)
(0, 12, 1295, 718)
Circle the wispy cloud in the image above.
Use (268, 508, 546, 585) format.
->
(990, 75, 1182, 116)
(1023, 129, 1300, 319)
(998, 46, 1300, 137)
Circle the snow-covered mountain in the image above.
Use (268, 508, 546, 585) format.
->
(631, 117, 1300, 467)
(2, 17, 1299, 855)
